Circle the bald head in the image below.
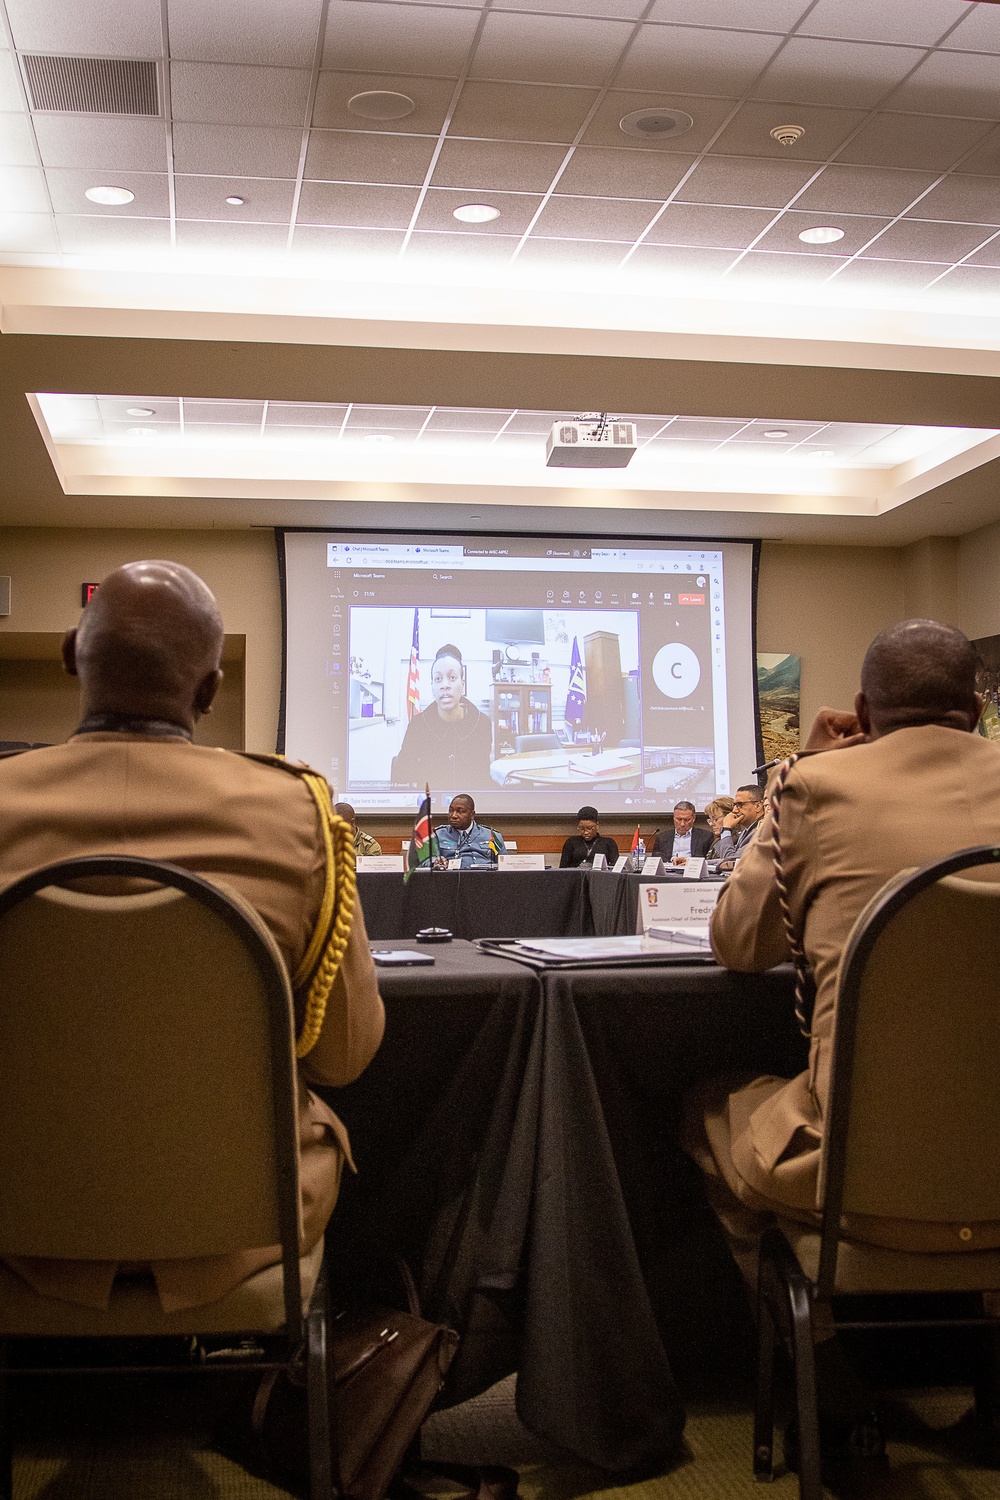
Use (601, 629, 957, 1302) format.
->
(858, 619, 981, 738)
(64, 561, 224, 731)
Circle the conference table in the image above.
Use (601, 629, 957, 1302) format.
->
(322, 940, 805, 1473)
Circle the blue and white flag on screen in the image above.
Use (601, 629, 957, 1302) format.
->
(565, 636, 586, 724)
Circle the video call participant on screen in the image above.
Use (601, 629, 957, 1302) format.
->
(560, 806, 619, 868)
(434, 794, 505, 868)
(392, 643, 493, 791)
(652, 801, 714, 865)
(714, 784, 765, 870)
(333, 801, 382, 858)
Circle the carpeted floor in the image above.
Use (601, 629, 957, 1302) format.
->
(10, 1371, 1000, 1499)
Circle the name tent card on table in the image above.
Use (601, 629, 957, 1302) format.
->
(637, 881, 722, 934)
(590, 852, 608, 870)
(498, 853, 546, 871)
(683, 857, 707, 879)
(356, 854, 405, 872)
(612, 855, 629, 873)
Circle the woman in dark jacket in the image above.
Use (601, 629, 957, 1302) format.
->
(559, 805, 619, 868)
(393, 643, 493, 790)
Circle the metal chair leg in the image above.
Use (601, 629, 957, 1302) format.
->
(787, 1281, 821, 1500)
(754, 1295, 777, 1481)
(306, 1274, 337, 1500)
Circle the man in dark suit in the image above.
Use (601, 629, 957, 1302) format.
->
(652, 801, 714, 865)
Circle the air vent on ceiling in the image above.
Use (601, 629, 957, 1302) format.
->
(21, 54, 160, 116)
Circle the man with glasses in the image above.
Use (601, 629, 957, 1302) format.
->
(714, 784, 765, 869)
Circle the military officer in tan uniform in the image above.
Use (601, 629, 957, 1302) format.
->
(688, 619, 1000, 1253)
(0, 561, 384, 1313)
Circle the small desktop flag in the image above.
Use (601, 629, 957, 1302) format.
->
(488, 828, 500, 863)
(406, 607, 420, 721)
(630, 825, 640, 855)
(405, 787, 439, 882)
(565, 635, 586, 725)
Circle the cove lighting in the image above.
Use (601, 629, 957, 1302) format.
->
(453, 204, 501, 223)
(798, 226, 845, 245)
(85, 185, 135, 206)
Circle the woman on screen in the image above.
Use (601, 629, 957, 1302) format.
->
(393, 643, 493, 790)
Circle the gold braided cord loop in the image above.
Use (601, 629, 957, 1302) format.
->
(294, 772, 358, 1059)
(769, 752, 814, 1038)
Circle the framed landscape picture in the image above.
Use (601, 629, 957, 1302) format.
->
(756, 653, 801, 764)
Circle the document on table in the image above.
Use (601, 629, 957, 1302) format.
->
(646, 923, 712, 948)
(507, 934, 715, 961)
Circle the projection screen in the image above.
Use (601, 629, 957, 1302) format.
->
(280, 530, 760, 816)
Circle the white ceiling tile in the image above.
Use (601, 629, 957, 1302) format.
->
(432, 139, 567, 193)
(33, 117, 168, 172)
(625, 242, 739, 276)
(313, 72, 455, 133)
(290, 224, 406, 257)
(322, 2, 480, 77)
(894, 49, 1000, 121)
(0, 112, 35, 168)
(3, 0, 162, 58)
(470, 13, 634, 87)
(0, 211, 57, 253)
(170, 62, 310, 127)
(647, 0, 811, 27)
(708, 100, 867, 160)
(583, 92, 738, 152)
(617, 24, 783, 96)
(908, 175, 1000, 225)
(941, 4, 1000, 54)
(829, 257, 951, 291)
(0, 50, 25, 112)
(450, 81, 600, 143)
(0, 165, 50, 214)
(175, 175, 296, 223)
(532, 194, 662, 241)
(961, 233, 1000, 268)
(172, 124, 303, 177)
(642, 201, 775, 247)
(405, 231, 520, 266)
(839, 113, 995, 171)
(297, 180, 421, 227)
(416, 187, 543, 234)
(794, 164, 939, 215)
(44, 168, 169, 217)
(97, 396, 179, 423)
(796, 0, 970, 47)
(751, 38, 923, 110)
(345, 406, 431, 430)
(55, 215, 171, 254)
(556, 146, 695, 199)
(674, 154, 817, 207)
(754, 208, 891, 255)
(934, 265, 1000, 296)
(498, 0, 646, 14)
(859, 217, 994, 262)
(174, 220, 289, 253)
(650, 417, 746, 440)
(954, 128, 1000, 176)
(168, 0, 324, 67)
(514, 236, 636, 269)
(424, 408, 512, 432)
(305, 130, 437, 185)
(0, 250, 55, 265)
(266, 403, 349, 428)
(184, 400, 264, 424)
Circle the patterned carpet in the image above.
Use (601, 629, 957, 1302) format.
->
(10, 1371, 1000, 1500)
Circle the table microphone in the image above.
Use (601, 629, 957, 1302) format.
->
(752, 756, 783, 776)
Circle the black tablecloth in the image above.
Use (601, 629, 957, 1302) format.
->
(322, 942, 805, 1472)
(588, 869, 726, 936)
(357, 868, 592, 940)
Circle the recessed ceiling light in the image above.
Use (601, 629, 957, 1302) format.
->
(225, 195, 245, 206)
(619, 107, 694, 141)
(85, 184, 135, 205)
(763, 429, 789, 438)
(348, 90, 414, 120)
(453, 204, 501, 223)
(798, 226, 845, 245)
(811, 449, 835, 460)
(126, 426, 158, 438)
(126, 407, 154, 417)
(362, 434, 395, 445)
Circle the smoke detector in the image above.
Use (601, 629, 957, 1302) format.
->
(620, 107, 694, 141)
(770, 124, 805, 147)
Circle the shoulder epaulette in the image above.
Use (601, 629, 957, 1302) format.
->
(237, 750, 328, 784)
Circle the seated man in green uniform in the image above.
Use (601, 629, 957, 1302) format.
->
(334, 800, 382, 857)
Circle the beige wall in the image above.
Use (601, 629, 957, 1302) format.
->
(957, 517, 1000, 643)
(0, 528, 278, 750)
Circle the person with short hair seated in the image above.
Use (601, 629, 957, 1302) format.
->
(434, 793, 505, 867)
(0, 561, 384, 1313)
(651, 801, 714, 865)
(560, 806, 619, 868)
(713, 784, 765, 869)
(334, 801, 382, 857)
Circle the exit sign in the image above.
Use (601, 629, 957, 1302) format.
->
(81, 583, 100, 605)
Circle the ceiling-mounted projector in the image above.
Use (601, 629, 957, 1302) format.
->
(546, 414, 637, 469)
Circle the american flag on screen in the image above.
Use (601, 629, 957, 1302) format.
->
(564, 636, 586, 725)
(406, 607, 420, 720)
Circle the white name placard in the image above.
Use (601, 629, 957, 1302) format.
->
(638, 881, 722, 933)
(683, 857, 707, 880)
(612, 855, 629, 872)
(505, 840, 518, 851)
(589, 852, 607, 871)
(356, 854, 404, 872)
(498, 853, 546, 871)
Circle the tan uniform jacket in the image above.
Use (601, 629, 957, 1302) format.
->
(0, 732, 384, 1310)
(705, 724, 1000, 1251)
